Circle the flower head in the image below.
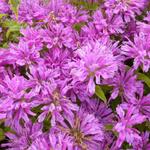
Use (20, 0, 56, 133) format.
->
(104, 0, 147, 22)
(106, 68, 143, 100)
(122, 33, 150, 72)
(114, 105, 146, 148)
(3, 122, 42, 150)
(70, 40, 118, 94)
(58, 109, 104, 150)
(9, 40, 42, 66)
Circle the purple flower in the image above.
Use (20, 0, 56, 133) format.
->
(57, 109, 104, 150)
(133, 132, 150, 150)
(0, 1, 10, 14)
(0, 75, 36, 127)
(138, 12, 150, 35)
(18, 0, 49, 24)
(43, 47, 72, 78)
(114, 105, 146, 148)
(9, 40, 42, 66)
(145, 12, 150, 23)
(122, 93, 150, 120)
(70, 40, 118, 94)
(104, 0, 147, 22)
(93, 9, 124, 34)
(20, 27, 43, 51)
(41, 23, 77, 49)
(29, 129, 73, 150)
(48, 130, 73, 150)
(3, 122, 42, 150)
(82, 99, 114, 125)
(28, 65, 58, 96)
(56, 3, 88, 25)
(106, 68, 143, 100)
(38, 81, 78, 126)
(28, 136, 50, 150)
(122, 33, 150, 72)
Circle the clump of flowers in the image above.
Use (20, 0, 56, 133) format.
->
(0, 0, 150, 149)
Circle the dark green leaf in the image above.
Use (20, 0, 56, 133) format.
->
(0, 128, 5, 141)
(105, 124, 113, 131)
(137, 73, 150, 88)
(95, 85, 107, 103)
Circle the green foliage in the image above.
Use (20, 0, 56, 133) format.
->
(0, 14, 7, 19)
(95, 85, 107, 103)
(2, 19, 21, 38)
(43, 114, 51, 132)
(0, 19, 26, 47)
(105, 124, 113, 131)
(110, 97, 122, 112)
(31, 105, 43, 123)
(0, 128, 5, 141)
(9, 0, 20, 19)
(122, 142, 132, 149)
(73, 22, 85, 32)
(70, 0, 99, 11)
(137, 73, 150, 88)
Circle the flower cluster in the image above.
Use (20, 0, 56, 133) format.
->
(0, 0, 150, 149)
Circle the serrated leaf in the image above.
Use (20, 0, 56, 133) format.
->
(137, 73, 150, 88)
(95, 85, 107, 103)
(9, 0, 20, 19)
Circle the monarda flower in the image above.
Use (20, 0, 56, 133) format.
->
(114, 105, 146, 148)
(56, 3, 88, 25)
(27, 65, 59, 96)
(70, 40, 118, 94)
(38, 81, 78, 126)
(122, 33, 150, 72)
(93, 9, 124, 34)
(41, 23, 77, 49)
(106, 68, 143, 100)
(57, 109, 104, 150)
(104, 0, 147, 22)
(0, 1, 10, 14)
(3, 122, 43, 150)
(20, 27, 43, 51)
(121, 93, 150, 120)
(29, 130, 73, 150)
(138, 12, 150, 35)
(9, 40, 42, 66)
(0, 75, 36, 127)
(133, 132, 150, 150)
(18, 0, 49, 24)
(82, 99, 114, 125)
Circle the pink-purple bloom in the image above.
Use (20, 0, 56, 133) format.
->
(58, 109, 104, 150)
(0, 0, 150, 149)
(114, 105, 146, 148)
(70, 40, 118, 94)
(122, 33, 150, 72)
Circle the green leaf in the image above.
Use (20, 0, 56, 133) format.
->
(0, 14, 7, 19)
(9, 0, 20, 19)
(137, 73, 150, 88)
(0, 128, 5, 141)
(73, 22, 85, 32)
(2, 20, 21, 39)
(95, 85, 107, 103)
(105, 124, 113, 131)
